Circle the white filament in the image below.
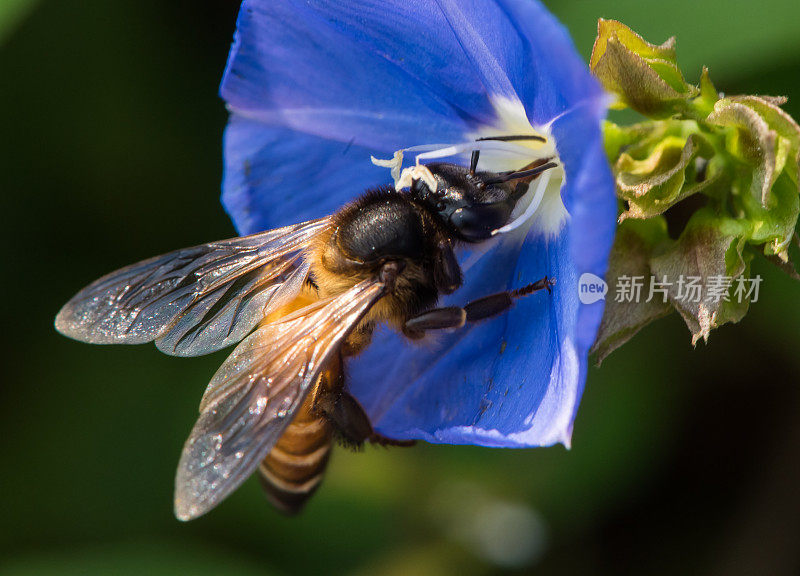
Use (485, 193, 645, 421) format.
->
(371, 139, 547, 192)
(371, 93, 568, 237)
(405, 140, 540, 162)
(492, 170, 552, 236)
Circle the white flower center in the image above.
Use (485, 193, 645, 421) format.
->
(372, 96, 568, 238)
(469, 97, 568, 238)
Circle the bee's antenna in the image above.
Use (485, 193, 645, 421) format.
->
(469, 150, 480, 175)
(484, 161, 558, 185)
(476, 134, 547, 143)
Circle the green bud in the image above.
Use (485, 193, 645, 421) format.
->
(595, 20, 800, 357)
(708, 95, 800, 259)
(590, 19, 698, 118)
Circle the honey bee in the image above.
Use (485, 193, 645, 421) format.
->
(55, 143, 557, 520)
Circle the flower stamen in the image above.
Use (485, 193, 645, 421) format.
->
(493, 169, 552, 236)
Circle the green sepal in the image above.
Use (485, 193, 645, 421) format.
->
(728, 95, 800, 188)
(738, 171, 800, 259)
(591, 218, 672, 364)
(713, 256, 753, 328)
(615, 133, 716, 220)
(765, 234, 800, 280)
(708, 98, 781, 205)
(601, 120, 659, 162)
(649, 209, 750, 344)
(692, 67, 720, 118)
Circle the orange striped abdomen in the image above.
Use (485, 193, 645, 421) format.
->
(258, 379, 333, 515)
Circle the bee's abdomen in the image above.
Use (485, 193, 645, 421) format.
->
(258, 394, 333, 515)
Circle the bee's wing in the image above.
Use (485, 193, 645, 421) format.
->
(55, 217, 331, 356)
(173, 278, 386, 521)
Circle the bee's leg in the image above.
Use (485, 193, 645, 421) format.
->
(405, 276, 555, 335)
(334, 391, 415, 448)
(315, 388, 372, 449)
(369, 431, 417, 448)
(314, 357, 415, 448)
(320, 389, 415, 448)
(463, 276, 555, 321)
(403, 307, 466, 337)
(433, 238, 462, 295)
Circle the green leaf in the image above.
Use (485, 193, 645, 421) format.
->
(592, 218, 672, 363)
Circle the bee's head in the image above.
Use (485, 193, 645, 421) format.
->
(410, 161, 556, 242)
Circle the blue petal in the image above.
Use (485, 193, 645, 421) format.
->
(220, 0, 603, 149)
(222, 116, 392, 233)
(219, 0, 617, 447)
(257, 0, 500, 126)
(487, 0, 606, 122)
(424, 0, 605, 123)
(550, 99, 617, 353)
(347, 104, 615, 447)
(221, 0, 473, 152)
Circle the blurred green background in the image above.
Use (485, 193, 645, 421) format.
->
(2, 1, 799, 574)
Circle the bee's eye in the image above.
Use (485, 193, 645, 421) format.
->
(448, 202, 513, 241)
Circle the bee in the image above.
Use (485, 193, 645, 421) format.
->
(55, 142, 558, 520)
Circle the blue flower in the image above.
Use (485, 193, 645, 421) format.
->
(221, 0, 616, 448)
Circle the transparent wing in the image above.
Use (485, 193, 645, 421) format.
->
(55, 217, 331, 356)
(173, 278, 386, 521)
